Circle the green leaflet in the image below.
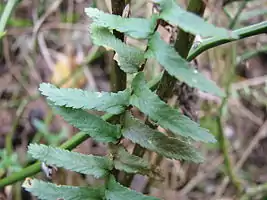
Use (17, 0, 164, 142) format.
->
(130, 73, 216, 143)
(23, 179, 105, 200)
(122, 112, 203, 163)
(146, 33, 224, 97)
(39, 83, 130, 114)
(52, 105, 121, 143)
(105, 176, 160, 200)
(90, 24, 145, 73)
(113, 145, 156, 176)
(85, 7, 157, 39)
(28, 144, 113, 178)
(153, 0, 238, 38)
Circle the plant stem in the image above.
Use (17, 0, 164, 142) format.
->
(108, 0, 127, 181)
(216, 61, 242, 192)
(215, 4, 250, 193)
(187, 21, 267, 61)
(110, 0, 126, 92)
(0, 114, 113, 188)
(228, 0, 249, 29)
(142, 0, 206, 191)
(0, 0, 20, 34)
(157, 0, 205, 99)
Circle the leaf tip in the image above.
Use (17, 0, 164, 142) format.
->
(208, 134, 217, 143)
(39, 82, 56, 94)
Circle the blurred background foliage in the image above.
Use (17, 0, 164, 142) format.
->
(0, 0, 267, 199)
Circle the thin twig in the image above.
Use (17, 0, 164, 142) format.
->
(7, 23, 88, 36)
(31, 0, 63, 48)
(37, 32, 54, 71)
(214, 120, 267, 199)
(5, 99, 28, 155)
(232, 75, 267, 91)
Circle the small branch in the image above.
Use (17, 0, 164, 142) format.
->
(187, 21, 267, 61)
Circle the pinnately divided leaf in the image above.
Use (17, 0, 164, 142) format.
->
(39, 83, 130, 114)
(51, 105, 121, 143)
(85, 7, 157, 39)
(23, 179, 105, 200)
(153, 0, 239, 39)
(146, 33, 224, 97)
(105, 176, 160, 200)
(113, 145, 156, 176)
(130, 73, 216, 143)
(28, 144, 113, 178)
(122, 112, 203, 163)
(90, 24, 145, 73)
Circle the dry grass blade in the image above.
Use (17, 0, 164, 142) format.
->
(31, 0, 64, 48)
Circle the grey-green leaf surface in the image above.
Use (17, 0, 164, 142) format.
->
(39, 83, 130, 114)
(130, 73, 216, 143)
(23, 179, 105, 200)
(146, 33, 224, 97)
(113, 145, 155, 176)
(122, 112, 203, 163)
(85, 7, 157, 39)
(28, 144, 113, 178)
(90, 24, 145, 73)
(105, 176, 160, 200)
(51, 105, 121, 143)
(153, 0, 238, 38)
